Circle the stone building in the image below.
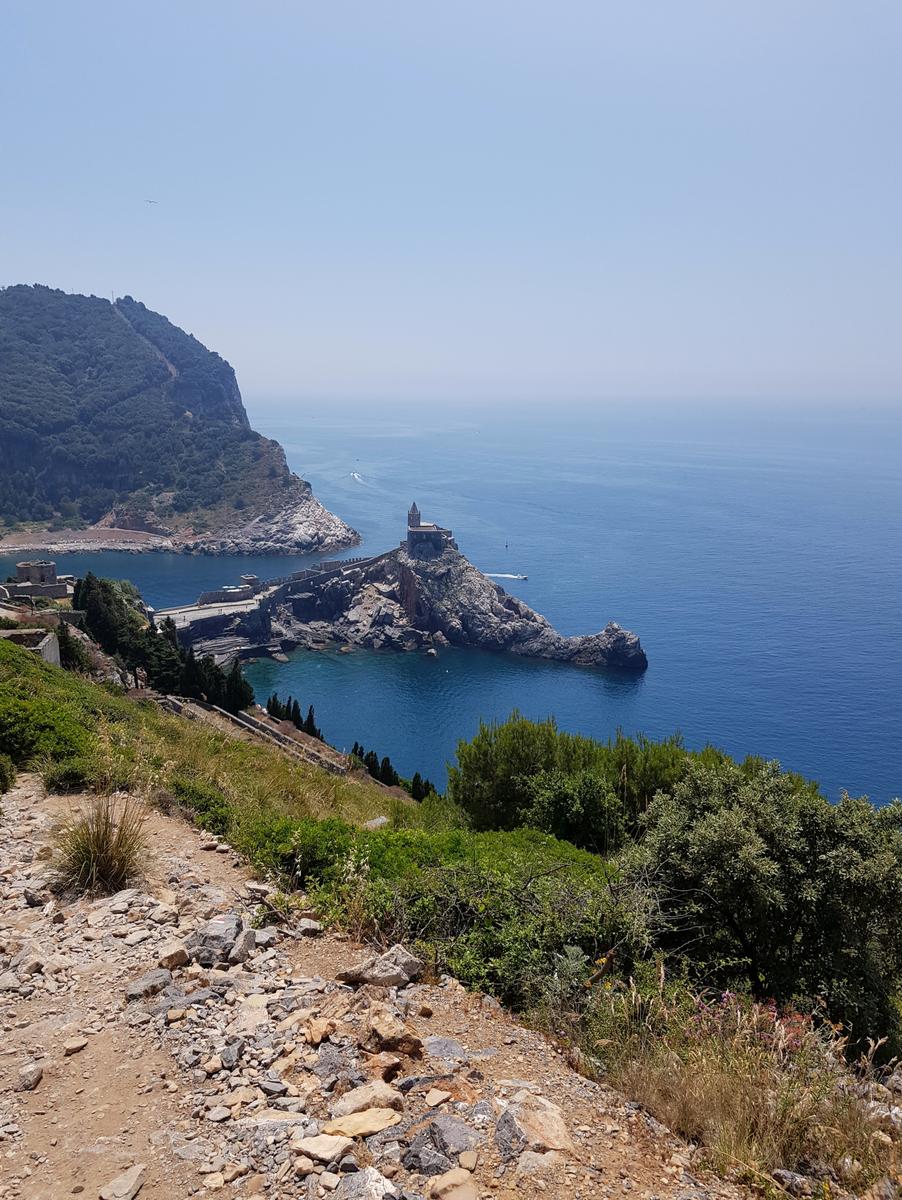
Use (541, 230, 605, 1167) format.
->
(404, 502, 458, 555)
(6, 560, 71, 600)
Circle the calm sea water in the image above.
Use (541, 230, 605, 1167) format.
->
(4, 399, 900, 803)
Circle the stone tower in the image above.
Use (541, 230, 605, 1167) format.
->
(408, 501, 421, 529)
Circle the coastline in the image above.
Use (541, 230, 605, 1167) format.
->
(0, 522, 362, 558)
(0, 527, 177, 555)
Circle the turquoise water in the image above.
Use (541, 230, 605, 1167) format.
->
(4, 399, 900, 803)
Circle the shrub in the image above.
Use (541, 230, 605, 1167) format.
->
(447, 713, 723, 838)
(297, 822, 634, 1007)
(170, 773, 231, 835)
(0, 695, 92, 764)
(0, 753, 15, 794)
(57, 622, 92, 673)
(622, 760, 902, 1048)
(53, 794, 148, 895)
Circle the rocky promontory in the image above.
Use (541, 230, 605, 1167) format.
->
(247, 545, 646, 671)
(277, 547, 646, 669)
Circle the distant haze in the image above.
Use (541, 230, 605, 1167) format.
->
(3, 1, 900, 402)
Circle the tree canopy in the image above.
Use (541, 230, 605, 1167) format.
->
(0, 285, 295, 526)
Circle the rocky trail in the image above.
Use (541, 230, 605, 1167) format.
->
(0, 775, 745, 1200)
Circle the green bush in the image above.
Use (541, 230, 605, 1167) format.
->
(0, 753, 15, 794)
(447, 713, 726, 841)
(623, 760, 902, 1048)
(0, 695, 92, 764)
(293, 820, 631, 1007)
(170, 773, 231, 835)
(40, 756, 94, 792)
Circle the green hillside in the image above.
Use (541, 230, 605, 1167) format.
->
(0, 285, 296, 529)
(0, 637, 389, 832)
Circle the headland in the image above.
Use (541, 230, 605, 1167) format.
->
(154, 504, 648, 673)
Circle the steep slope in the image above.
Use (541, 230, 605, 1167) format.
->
(0, 285, 357, 554)
(0, 773, 745, 1200)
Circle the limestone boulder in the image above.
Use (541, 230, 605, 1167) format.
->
(494, 1093, 575, 1159)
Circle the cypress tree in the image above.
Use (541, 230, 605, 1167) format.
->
(179, 647, 205, 699)
(364, 750, 380, 779)
(380, 756, 398, 787)
(410, 771, 425, 801)
(224, 659, 252, 714)
(291, 699, 302, 729)
(304, 705, 319, 738)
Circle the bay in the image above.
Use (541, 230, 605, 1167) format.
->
(4, 398, 900, 803)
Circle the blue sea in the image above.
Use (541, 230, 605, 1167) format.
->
(4, 399, 900, 803)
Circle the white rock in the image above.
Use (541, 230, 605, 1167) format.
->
(99, 1163, 147, 1200)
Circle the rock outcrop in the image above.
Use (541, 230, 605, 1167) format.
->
(265, 546, 648, 672)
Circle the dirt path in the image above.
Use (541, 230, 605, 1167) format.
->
(0, 776, 746, 1200)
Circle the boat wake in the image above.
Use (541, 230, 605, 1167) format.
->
(349, 471, 368, 484)
(486, 572, 529, 580)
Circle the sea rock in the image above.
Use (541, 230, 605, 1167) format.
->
(257, 544, 647, 672)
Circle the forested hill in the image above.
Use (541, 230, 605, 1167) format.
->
(0, 285, 355, 552)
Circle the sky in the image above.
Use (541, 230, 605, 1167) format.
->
(2, 1, 901, 403)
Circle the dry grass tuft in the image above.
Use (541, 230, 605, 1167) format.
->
(53, 793, 148, 895)
(580, 977, 900, 1189)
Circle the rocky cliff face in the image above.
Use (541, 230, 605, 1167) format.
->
(267, 546, 647, 671)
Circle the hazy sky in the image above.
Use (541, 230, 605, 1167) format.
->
(3, 2, 900, 401)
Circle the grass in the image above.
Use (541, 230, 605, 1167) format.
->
(53, 794, 148, 895)
(548, 973, 901, 1191)
(0, 638, 395, 839)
